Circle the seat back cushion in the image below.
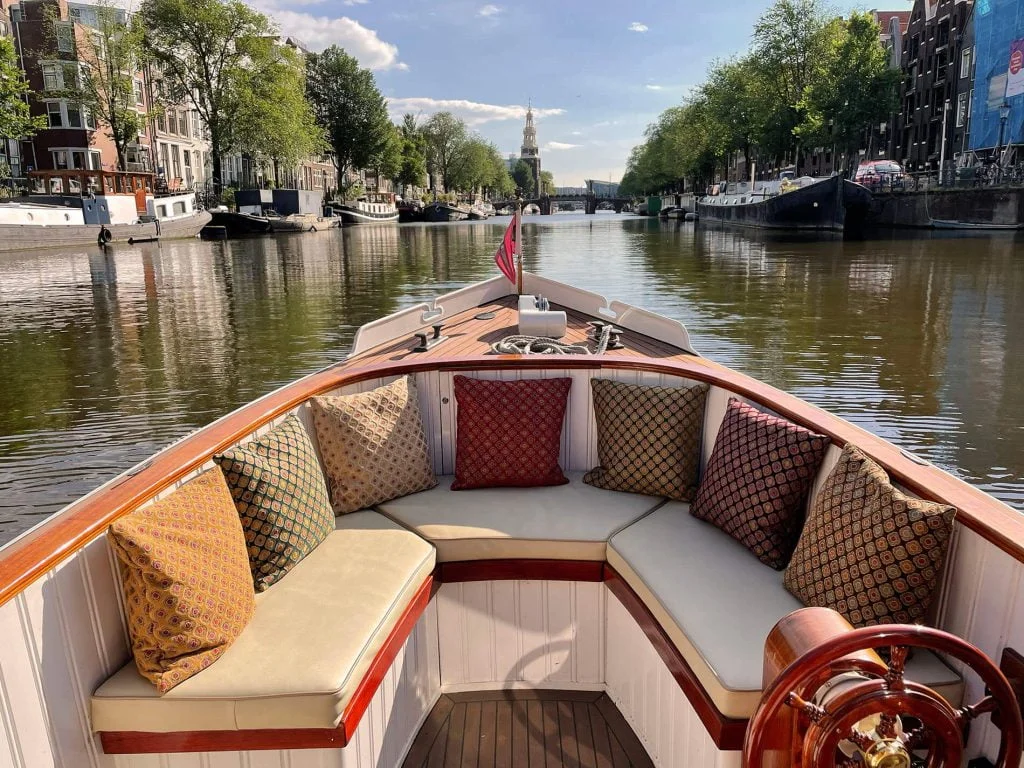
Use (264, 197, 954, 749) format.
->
(692, 398, 829, 570)
(311, 375, 437, 514)
(215, 414, 334, 591)
(784, 443, 955, 626)
(451, 375, 572, 490)
(107, 469, 256, 693)
(584, 378, 708, 501)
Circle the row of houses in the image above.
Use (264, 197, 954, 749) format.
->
(0, 0, 336, 193)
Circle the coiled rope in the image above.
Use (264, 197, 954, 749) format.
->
(490, 323, 612, 355)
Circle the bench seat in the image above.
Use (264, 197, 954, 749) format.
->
(607, 502, 965, 719)
(376, 472, 664, 562)
(91, 511, 435, 733)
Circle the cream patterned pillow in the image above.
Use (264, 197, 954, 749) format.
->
(312, 376, 436, 513)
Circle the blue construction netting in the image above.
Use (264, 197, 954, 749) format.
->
(970, 0, 1024, 150)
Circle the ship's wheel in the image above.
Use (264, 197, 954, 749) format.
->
(743, 609, 1023, 768)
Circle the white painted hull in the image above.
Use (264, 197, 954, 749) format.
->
(0, 210, 211, 252)
(337, 206, 399, 224)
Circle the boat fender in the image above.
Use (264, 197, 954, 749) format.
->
(98, 226, 112, 246)
(310, 225, 317, 232)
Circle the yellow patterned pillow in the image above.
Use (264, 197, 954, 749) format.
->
(108, 469, 256, 693)
(312, 376, 437, 514)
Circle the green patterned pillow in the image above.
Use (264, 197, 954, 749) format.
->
(214, 415, 334, 591)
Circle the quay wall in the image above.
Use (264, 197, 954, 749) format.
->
(869, 187, 1024, 227)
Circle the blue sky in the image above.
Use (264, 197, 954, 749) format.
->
(252, 0, 913, 186)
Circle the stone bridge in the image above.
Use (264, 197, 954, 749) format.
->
(491, 194, 634, 215)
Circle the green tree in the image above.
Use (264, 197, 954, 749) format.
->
(0, 38, 44, 146)
(236, 44, 324, 187)
(139, 0, 279, 191)
(44, 0, 148, 171)
(512, 159, 535, 197)
(396, 113, 427, 190)
(305, 45, 391, 193)
(540, 170, 555, 195)
(421, 111, 468, 192)
(371, 121, 402, 187)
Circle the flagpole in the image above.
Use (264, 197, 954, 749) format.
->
(515, 193, 524, 295)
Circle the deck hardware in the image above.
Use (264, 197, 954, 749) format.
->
(474, 312, 496, 320)
(589, 320, 625, 350)
(413, 324, 448, 352)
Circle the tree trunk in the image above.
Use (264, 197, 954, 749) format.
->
(273, 158, 280, 188)
(210, 123, 223, 195)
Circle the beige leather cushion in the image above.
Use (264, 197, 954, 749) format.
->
(91, 512, 435, 732)
(608, 503, 964, 719)
(377, 472, 664, 561)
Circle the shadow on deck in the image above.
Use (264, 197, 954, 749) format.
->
(403, 689, 654, 768)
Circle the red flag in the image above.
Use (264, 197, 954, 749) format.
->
(494, 212, 517, 283)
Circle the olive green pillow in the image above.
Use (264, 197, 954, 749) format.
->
(214, 415, 334, 591)
(584, 378, 708, 500)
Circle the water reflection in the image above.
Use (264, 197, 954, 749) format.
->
(0, 216, 1022, 542)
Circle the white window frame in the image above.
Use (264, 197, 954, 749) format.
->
(56, 22, 74, 54)
(961, 47, 972, 79)
(956, 92, 967, 128)
(41, 63, 62, 90)
(133, 78, 144, 106)
(46, 101, 63, 127)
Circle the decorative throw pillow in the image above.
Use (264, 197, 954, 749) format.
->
(108, 469, 255, 693)
(584, 378, 708, 500)
(311, 376, 437, 514)
(691, 398, 829, 570)
(214, 415, 334, 591)
(452, 375, 571, 490)
(784, 444, 955, 627)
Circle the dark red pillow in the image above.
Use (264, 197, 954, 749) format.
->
(691, 398, 828, 570)
(452, 376, 571, 490)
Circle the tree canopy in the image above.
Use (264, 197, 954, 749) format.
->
(396, 113, 427, 190)
(512, 160, 535, 197)
(0, 37, 44, 145)
(306, 45, 391, 192)
(619, 0, 898, 195)
(138, 0, 293, 190)
(421, 111, 513, 195)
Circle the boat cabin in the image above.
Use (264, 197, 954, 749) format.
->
(0, 273, 1021, 768)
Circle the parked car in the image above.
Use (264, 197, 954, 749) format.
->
(855, 160, 906, 190)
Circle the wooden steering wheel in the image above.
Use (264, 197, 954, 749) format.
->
(744, 621, 1023, 768)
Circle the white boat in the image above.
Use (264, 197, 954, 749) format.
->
(0, 169, 211, 250)
(337, 193, 399, 224)
(0, 268, 1020, 768)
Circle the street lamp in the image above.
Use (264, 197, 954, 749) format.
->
(997, 101, 1011, 182)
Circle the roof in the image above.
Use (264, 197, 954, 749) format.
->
(872, 9, 911, 35)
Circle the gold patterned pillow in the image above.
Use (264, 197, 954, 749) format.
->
(784, 444, 955, 627)
(311, 376, 436, 513)
(584, 378, 708, 500)
(215, 415, 335, 591)
(108, 469, 255, 693)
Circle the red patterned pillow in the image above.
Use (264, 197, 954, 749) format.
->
(692, 398, 829, 570)
(452, 376, 571, 490)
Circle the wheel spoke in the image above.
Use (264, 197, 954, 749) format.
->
(957, 695, 998, 725)
(885, 645, 909, 691)
(848, 729, 877, 751)
(877, 713, 900, 739)
(785, 692, 828, 723)
(903, 725, 929, 750)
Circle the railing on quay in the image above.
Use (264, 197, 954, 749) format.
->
(863, 165, 1024, 193)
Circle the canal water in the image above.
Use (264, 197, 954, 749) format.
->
(1, 214, 1022, 544)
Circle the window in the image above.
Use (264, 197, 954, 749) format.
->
(159, 143, 170, 175)
(157, 204, 167, 217)
(83, 106, 95, 130)
(70, 150, 86, 169)
(178, 112, 187, 136)
(67, 103, 82, 128)
(961, 47, 972, 79)
(42, 63, 61, 90)
(89, 151, 101, 170)
(156, 112, 166, 133)
(193, 110, 201, 136)
(171, 145, 181, 178)
(956, 92, 967, 127)
(46, 102, 63, 127)
(173, 201, 186, 215)
(133, 79, 143, 105)
(56, 22, 74, 53)
(52, 149, 68, 169)
(90, 31, 104, 60)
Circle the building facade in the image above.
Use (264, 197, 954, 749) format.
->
(891, 0, 974, 173)
(146, 65, 210, 191)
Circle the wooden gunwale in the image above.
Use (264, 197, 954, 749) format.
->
(2, 348, 1024, 610)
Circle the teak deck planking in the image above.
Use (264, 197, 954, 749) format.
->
(403, 690, 654, 768)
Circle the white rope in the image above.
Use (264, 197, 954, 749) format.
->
(491, 324, 612, 355)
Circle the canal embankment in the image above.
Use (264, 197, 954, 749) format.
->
(869, 186, 1024, 228)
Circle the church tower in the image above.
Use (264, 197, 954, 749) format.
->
(519, 104, 542, 196)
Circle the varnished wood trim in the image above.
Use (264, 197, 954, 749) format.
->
(437, 559, 606, 583)
(99, 575, 434, 754)
(4, 351, 1024, 609)
(603, 563, 748, 750)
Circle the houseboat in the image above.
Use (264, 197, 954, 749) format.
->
(0, 268, 1020, 768)
(337, 193, 400, 224)
(422, 201, 470, 222)
(0, 169, 210, 251)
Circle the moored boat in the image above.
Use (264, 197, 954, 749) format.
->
(0, 254, 1022, 767)
(209, 209, 272, 235)
(397, 199, 424, 223)
(268, 212, 323, 233)
(0, 169, 210, 251)
(422, 201, 469, 222)
(336, 193, 399, 225)
(698, 174, 849, 232)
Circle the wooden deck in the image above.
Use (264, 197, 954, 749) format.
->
(349, 296, 689, 367)
(402, 690, 655, 768)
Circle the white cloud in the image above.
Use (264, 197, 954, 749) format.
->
(386, 97, 564, 126)
(628, 21, 648, 32)
(645, 84, 663, 91)
(249, 0, 405, 68)
(477, 4, 502, 16)
(570, 130, 582, 136)
(343, 0, 368, 4)
(544, 141, 580, 151)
